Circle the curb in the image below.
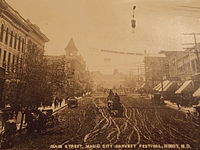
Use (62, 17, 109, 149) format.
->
(52, 104, 68, 115)
(164, 100, 194, 114)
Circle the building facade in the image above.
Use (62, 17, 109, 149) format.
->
(144, 54, 168, 90)
(0, 0, 49, 107)
(0, 0, 48, 75)
(160, 50, 199, 81)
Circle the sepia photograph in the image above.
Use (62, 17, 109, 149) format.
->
(0, 0, 200, 149)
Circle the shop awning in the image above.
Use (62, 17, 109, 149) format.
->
(158, 80, 170, 92)
(153, 80, 170, 91)
(193, 87, 200, 97)
(175, 80, 193, 94)
(163, 82, 177, 92)
(153, 83, 161, 91)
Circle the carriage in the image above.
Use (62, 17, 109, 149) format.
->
(26, 108, 58, 134)
(186, 106, 200, 124)
(67, 97, 78, 108)
(0, 109, 17, 149)
(42, 108, 59, 128)
(107, 93, 123, 117)
(151, 93, 165, 105)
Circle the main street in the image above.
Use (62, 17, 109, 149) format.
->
(11, 93, 199, 150)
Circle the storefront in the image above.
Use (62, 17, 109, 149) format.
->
(158, 80, 170, 92)
(153, 80, 170, 92)
(0, 67, 5, 108)
(163, 82, 177, 92)
(175, 80, 194, 95)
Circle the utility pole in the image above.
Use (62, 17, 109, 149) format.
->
(182, 33, 200, 73)
(138, 65, 140, 85)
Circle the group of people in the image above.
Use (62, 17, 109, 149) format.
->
(54, 97, 63, 108)
(25, 107, 47, 134)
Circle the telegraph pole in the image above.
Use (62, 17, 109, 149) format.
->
(138, 65, 140, 84)
(182, 33, 200, 73)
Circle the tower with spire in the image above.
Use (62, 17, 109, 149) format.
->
(64, 38, 87, 96)
(65, 38, 78, 57)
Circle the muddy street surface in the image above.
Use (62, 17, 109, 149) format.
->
(11, 95, 200, 150)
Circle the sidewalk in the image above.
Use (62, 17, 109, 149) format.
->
(40, 99, 68, 114)
(164, 100, 195, 113)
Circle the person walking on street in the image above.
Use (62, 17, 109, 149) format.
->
(65, 96, 69, 104)
(54, 97, 59, 108)
(177, 99, 181, 110)
(59, 98, 63, 107)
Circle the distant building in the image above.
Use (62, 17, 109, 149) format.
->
(160, 49, 200, 82)
(90, 71, 127, 89)
(144, 54, 168, 90)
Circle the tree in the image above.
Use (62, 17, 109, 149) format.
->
(46, 56, 67, 99)
(17, 42, 53, 108)
(3, 40, 53, 129)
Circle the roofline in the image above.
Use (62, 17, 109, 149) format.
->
(1, 0, 49, 42)
(0, 0, 30, 31)
(27, 21, 49, 42)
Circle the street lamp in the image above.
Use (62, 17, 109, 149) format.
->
(131, 5, 136, 29)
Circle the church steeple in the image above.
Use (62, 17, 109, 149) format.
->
(65, 38, 78, 56)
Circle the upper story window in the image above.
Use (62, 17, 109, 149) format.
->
(3, 50, 7, 68)
(5, 27, 9, 45)
(0, 24, 4, 42)
(10, 31, 13, 47)
(18, 36, 21, 51)
(7, 52, 11, 72)
(21, 38, 25, 52)
(12, 54, 15, 72)
(14, 33, 17, 49)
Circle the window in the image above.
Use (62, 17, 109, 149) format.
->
(0, 24, 4, 42)
(5, 28, 8, 44)
(18, 36, 21, 51)
(22, 38, 24, 52)
(16, 56, 19, 71)
(3, 50, 6, 68)
(0, 49, 1, 62)
(9, 31, 13, 47)
(192, 60, 196, 72)
(12, 54, 15, 72)
(7, 53, 11, 72)
(14, 33, 17, 49)
(20, 56, 23, 69)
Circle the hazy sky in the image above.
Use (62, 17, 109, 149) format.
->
(6, 0, 200, 74)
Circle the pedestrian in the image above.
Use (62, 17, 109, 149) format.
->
(59, 98, 62, 107)
(186, 110, 191, 120)
(177, 103, 180, 110)
(37, 111, 47, 133)
(25, 108, 34, 134)
(177, 97, 181, 110)
(65, 96, 69, 104)
(54, 97, 59, 108)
